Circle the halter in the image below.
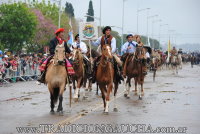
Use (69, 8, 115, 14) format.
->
(54, 43, 65, 66)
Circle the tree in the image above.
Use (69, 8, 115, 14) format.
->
(27, 9, 57, 53)
(0, 2, 37, 52)
(86, 0, 94, 22)
(65, 2, 74, 17)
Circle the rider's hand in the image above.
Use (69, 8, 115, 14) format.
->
(128, 46, 131, 49)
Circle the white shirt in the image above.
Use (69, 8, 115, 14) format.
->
(121, 41, 138, 54)
(92, 36, 116, 53)
(71, 41, 88, 54)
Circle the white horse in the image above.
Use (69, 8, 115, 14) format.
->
(171, 55, 179, 74)
(177, 54, 183, 69)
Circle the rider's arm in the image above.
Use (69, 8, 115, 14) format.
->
(49, 39, 55, 55)
(121, 43, 127, 54)
(91, 37, 101, 47)
(111, 37, 116, 53)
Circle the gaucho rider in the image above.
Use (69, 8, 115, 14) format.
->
(121, 34, 138, 77)
(71, 34, 92, 80)
(37, 28, 74, 84)
(91, 26, 123, 83)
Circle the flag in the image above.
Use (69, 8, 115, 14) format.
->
(167, 39, 171, 57)
(67, 18, 73, 45)
(147, 36, 151, 47)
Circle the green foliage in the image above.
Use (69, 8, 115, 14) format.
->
(0, 2, 37, 51)
(86, 0, 94, 22)
(65, 2, 74, 17)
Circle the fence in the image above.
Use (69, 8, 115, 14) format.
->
(0, 61, 41, 84)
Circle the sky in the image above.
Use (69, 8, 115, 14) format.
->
(1, 0, 200, 45)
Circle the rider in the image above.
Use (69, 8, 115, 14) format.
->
(91, 26, 123, 83)
(170, 46, 178, 56)
(121, 34, 138, 54)
(37, 28, 74, 84)
(71, 34, 92, 80)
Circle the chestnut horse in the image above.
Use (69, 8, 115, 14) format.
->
(96, 44, 119, 114)
(72, 49, 86, 101)
(123, 46, 147, 99)
(45, 42, 67, 115)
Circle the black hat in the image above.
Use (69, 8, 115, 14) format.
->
(75, 34, 79, 40)
(102, 26, 111, 34)
(126, 34, 133, 39)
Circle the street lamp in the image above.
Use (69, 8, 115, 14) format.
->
(137, 8, 150, 34)
(52, 0, 62, 28)
(146, 14, 158, 45)
(152, 19, 162, 49)
(159, 24, 168, 46)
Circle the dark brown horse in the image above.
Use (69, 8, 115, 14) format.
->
(123, 46, 147, 99)
(96, 44, 119, 114)
(45, 42, 67, 115)
(71, 48, 85, 101)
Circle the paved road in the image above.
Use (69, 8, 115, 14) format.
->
(0, 64, 199, 134)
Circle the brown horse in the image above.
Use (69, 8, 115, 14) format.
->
(96, 44, 118, 114)
(123, 46, 147, 99)
(45, 42, 67, 115)
(71, 48, 85, 101)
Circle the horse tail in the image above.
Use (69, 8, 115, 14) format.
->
(53, 88, 60, 104)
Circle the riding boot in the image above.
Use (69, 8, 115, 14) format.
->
(92, 56, 100, 83)
(37, 71, 46, 83)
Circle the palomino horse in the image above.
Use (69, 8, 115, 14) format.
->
(171, 55, 179, 74)
(123, 46, 147, 99)
(72, 48, 86, 101)
(96, 44, 119, 114)
(45, 42, 67, 115)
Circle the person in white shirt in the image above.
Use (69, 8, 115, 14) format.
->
(121, 34, 138, 54)
(71, 34, 92, 79)
(91, 26, 123, 83)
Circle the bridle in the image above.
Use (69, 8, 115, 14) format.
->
(53, 44, 66, 66)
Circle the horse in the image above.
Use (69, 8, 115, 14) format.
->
(71, 48, 86, 101)
(123, 46, 147, 100)
(45, 42, 68, 115)
(96, 44, 119, 114)
(151, 57, 159, 82)
(170, 55, 179, 74)
(177, 53, 183, 69)
(83, 47, 100, 93)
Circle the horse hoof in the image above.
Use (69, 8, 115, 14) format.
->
(85, 89, 88, 91)
(59, 111, 64, 116)
(124, 94, 127, 97)
(113, 108, 118, 112)
(50, 110, 55, 114)
(126, 96, 130, 99)
(139, 95, 142, 100)
(83, 96, 88, 100)
(74, 98, 78, 102)
(103, 111, 109, 115)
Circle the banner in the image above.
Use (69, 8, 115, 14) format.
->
(79, 22, 98, 40)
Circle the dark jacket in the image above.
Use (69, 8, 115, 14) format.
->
(49, 37, 71, 55)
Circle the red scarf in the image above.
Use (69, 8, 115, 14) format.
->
(56, 36, 66, 44)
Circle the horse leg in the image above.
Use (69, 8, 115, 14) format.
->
(104, 84, 112, 114)
(134, 77, 138, 94)
(96, 83, 99, 95)
(124, 78, 129, 97)
(73, 79, 79, 102)
(57, 95, 63, 115)
(50, 93, 55, 114)
(99, 84, 106, 111)
(113, 82, 118, 112)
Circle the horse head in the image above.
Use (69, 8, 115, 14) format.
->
(72, 48, 83, 62)
(54, 42, 66, 65)
(135, 46, 146, 61)
(101, 44, 113, 59)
